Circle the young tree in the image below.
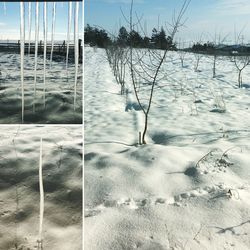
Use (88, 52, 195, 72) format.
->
(209, 32, 228, 78)
(105, 42, 129, 95)
(177, 39, 187, 67)
(233, 56, 250, 88)
(232, 29, 250, 88)
(191, 35, 205, 72)
(128, 0, 190, 144)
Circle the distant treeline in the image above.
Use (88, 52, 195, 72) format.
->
(84, 24, 176, 50)
(84, 24, 250, 55)
(190, 42, 250, 55)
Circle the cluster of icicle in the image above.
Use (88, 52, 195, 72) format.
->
(19, 2, 80, 122)
(17, 3, 80, 249)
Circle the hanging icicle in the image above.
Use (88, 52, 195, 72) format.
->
(20, 3, 25, 123)
(43, 2, 47, 108)
(28, 2, 32, 55)
(3, 2, 6, 15)
(66, 2, 72, 72)
(33, 2, 39, 112)
(74, 2, 79, 111)
(49, 2, 56, 69)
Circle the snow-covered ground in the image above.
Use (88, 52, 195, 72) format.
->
(85, 47, 250, 250)
(0, 53, 82, 124)
(0, 126, 82, 250)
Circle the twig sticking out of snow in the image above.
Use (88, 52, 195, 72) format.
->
(38, 138, 44, 250)
(193, 224, 204, 243)
(195, 149, 218, 169)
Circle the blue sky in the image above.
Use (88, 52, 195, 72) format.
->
(0, 2, 82, 41)
(85, 0, 250, 44)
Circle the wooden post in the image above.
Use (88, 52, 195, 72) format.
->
(139, 132, 141, 145)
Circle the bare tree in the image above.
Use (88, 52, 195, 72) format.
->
(233, 56, 250, 88)
(106, 44, 129, 94)
(128, 0, 190, 144)
(210, 32, 228, 78)
(194, 53, 202, 72)
(178, 39, 187, 67)
(192, 35, 203, 72)
(232, 28, 250, 88)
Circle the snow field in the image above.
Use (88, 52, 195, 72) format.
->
(85, 47, 250, 250)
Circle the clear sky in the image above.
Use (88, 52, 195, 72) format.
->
(0, 2, 83, 41)
(85, 0, 250, 45)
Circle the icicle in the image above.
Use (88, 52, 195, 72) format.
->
(66, 2, 72, 72)
(33, 2, 39, 113)
(38, 137, 44, 250)
(28, 2, 32, 55)
(43, 2, 47, 108)
(49, 2, 56, 69)
(3, 2, 6, 15)
(73, 2, 79, 111)
(20, 3, 25, 123)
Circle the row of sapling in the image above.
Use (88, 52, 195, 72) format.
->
(104, 1, 249, 145)
(211, 31, 250, 88)
(19, 2, 80, 122)
(186, 31, 250, 88)
(105, 44, 129, 95)
(127, 0, 190, 144)
(193, 32, 228, 78)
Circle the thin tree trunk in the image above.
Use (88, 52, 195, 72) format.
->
(213, 55, 216, 78)
(142, 113, 148, 144)
(238, 70, 242, 88)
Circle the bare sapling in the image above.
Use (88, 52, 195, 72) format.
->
(233, 56, 250, 88)
(212, 51, 217, 78)
(232, 28, 250, 88)
(193, 51, 202, 72)
(116, 47, 128, 94)
(128, 0, 190, 144)
(178, 39, 187, 67)
(105, 43, 129, 94)
(192, 35, 203, 72)
(210, 32, 228, 78)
